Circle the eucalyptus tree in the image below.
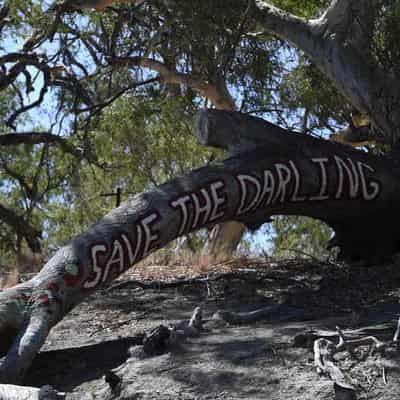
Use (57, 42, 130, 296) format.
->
(1, 0, 400, 389)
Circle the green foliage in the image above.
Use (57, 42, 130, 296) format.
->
(270, 216, 333, 260)
(279, 60, 352, 132)
(46, 94, 218, 245)
(372, 0, 400, 77)
(269, 0, 329, 18)
(3, 0, 400, 266)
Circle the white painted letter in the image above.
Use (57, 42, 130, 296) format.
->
(357, 162, 380, 200)
(171, 195, 192, 235)
(310, 157, 329, 200)
(273, 164, 292, 203)
(141, 213, 160, 257)
(102, 240, 125, 282)
(209, 181, 226, 222)
(121, 232, 142, 266)
(84, 244, 107, 289)
(191, 189, 212, 228)
(236, 174, 262, 215)
(334, 156, 360, 199)
(257, 170, 276, 207)
(289, 161, 306, 202)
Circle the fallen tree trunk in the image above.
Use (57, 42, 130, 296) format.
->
(1, 110, 400, 383)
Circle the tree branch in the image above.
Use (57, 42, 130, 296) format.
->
(252, 1, 400, 143)
(77, 76, 160, 115)
(314, 321, 400, 395)
(330, 125, 380, 148)
(310, 0, 354, 39)
(111, 56, 235, 110)
(252, 1, 318, 56)
(312, 0, 376, 51)
(2, 110, 400, 381)
(0, 132, 84, 159)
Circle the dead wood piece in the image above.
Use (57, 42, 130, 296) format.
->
(104, 370, 121, 391)
(141, 307, 203, 356)
(174, 306, 203, 338)
(313, 317, 400, 395)
(0, 384, 65, 399)
(314, 338, 356, 391)
(334, 383, 357, 400)
(211, 305, 282, 325)
(142, 325, 171, 356)
(189, 306, 202, 328)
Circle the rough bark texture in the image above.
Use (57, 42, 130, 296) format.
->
(1, 109, 400, 383)
(111, 57, 235, 111)
(62, 0, 400, 144)
(198, 110, 400, 263)
(253, 0, 400, 144)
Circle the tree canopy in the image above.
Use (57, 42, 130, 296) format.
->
(4, 0, 400, 386)
(1, 0, 399, 264)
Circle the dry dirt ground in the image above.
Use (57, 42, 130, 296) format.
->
(18, 258, 400, 399)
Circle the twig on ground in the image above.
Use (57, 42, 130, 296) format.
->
(382, 367, 387, 385)
(313, 317, 400, 396)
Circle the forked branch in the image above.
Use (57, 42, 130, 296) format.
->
(110, 56, 235, 110)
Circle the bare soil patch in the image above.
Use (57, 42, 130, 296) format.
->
(19, 258, 400, 399)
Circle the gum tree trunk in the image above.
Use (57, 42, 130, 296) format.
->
(1, 110, 400, 383)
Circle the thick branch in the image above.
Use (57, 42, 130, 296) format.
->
(252, 1, 319, 56)
(252, 1, 400, 143)
(313, 0, 376, 51)
(0, 132, 96, 161)
(311, 0, 353, 39)
(330, 125, 379, 147)
(2, 110, 400, 382)
(111, 56, 235, 110)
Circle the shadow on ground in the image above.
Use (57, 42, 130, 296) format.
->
(21, 259, 400, 399)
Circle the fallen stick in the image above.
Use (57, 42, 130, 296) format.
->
(313, 316, 400, 397)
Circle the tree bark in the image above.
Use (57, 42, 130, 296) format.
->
(1, 109, 400, 383)
(252, 0, 400, 144)
(111, 57, 236, 110)
(0, 132, 80, 157)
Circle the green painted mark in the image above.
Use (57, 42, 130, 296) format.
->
(65, 262, 79, 276)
